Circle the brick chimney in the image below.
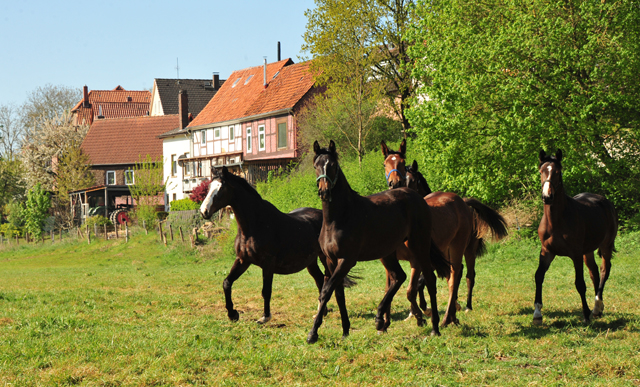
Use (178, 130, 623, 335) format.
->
(83, 85, 90, 108)
(213, 72, 220, 89)
(179, 90, 189, 129)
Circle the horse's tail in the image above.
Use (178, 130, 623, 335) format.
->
(464, 198, 508, 257)
(343, 274, 359, 288)
(429, 239, 451, 279)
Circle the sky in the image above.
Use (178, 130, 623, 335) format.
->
(0, 0, 317, 106)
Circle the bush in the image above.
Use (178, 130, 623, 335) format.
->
(170, 198, 200, 211)
(86, 215, 112, 229)
(0, 223, 22, 238)
(190, 180, 211, 203)
(134, 205, 158, 230)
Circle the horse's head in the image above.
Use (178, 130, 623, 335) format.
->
(538, 149, 563, 205)
(200, 166, 232, 219)
(381, 139, 407, 189)
(313, 140, 340, 202)
(405, 160, 432, 197)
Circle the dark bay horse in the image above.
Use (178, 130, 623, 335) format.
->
(382, 140, 507, 326)
(199, 166, 347, 324)
(534, 150, 617, 324)
(308, 140, 450, 343)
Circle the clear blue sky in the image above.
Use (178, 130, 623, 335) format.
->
(0, 0, 316, 106)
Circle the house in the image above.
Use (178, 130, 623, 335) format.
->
(149, 76, 225, 118)
(71, 86, 151, 126)
(159, 58, 319, 204)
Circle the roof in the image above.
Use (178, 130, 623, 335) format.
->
(81, 115, 179, 165)
(71, 86, 151, 125)
(188, 58, 309, 128)
(154, 78, 225, 118)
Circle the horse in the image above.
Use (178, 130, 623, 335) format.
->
(308, 140, 450, 344)
(533, 150, 618, 325)
(382, 140, 508, 326)
(199, 165, 348, 325)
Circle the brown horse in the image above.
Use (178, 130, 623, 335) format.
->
(199, 166, 347, 325)
(308, 140, 450, 343)
(382, 140, 508, 326)
(533, 150, 618, 324)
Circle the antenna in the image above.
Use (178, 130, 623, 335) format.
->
(175, 58, 180, 79)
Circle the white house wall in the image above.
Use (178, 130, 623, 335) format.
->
(163, 135, 190, 211)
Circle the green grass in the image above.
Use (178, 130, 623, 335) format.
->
(0, 229, 639, 386)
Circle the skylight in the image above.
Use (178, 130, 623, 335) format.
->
(232, 77, 242, 87)
(244, 75, 254, 85)
(272, 71, 280, 80)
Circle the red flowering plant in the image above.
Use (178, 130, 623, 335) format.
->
(189, 179, 211, 203)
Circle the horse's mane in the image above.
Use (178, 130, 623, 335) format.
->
(226, 172, 263, 201)
(314, 148, 339, 160)
(385, 149, 405, 157)
(539, 155, 562, 168)
(406, 165, 431, 194)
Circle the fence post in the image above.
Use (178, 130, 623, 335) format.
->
(143, 220, 148, 235)
(169, 224, 174, 241)
(94, 224, 98, 238)
(104, 224, 108, 240)
(179, 226, 184, 242)
(159, 223, 164, 243)
(162, 232, 167, 246)
(189, 234, 195, 248)
(51, 229, 54, 243)
(115, 223, 119, 239)
(16, 235, 19, 245)
(59, 229, 62, 242)
(125, 223, 129, 243)
(87, 226, 91, 245)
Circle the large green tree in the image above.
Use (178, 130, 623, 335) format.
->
(407, 0, 640, 215)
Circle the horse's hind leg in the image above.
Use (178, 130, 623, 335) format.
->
(406, 265, 425, 327)
(464, 249, 477, 311)
(257, 269, 274, 324)
(593, 246, 613, 319)
(377, 253, 407, 332)
(571, 255, 591, 323)
(223, 258, 251, 321)
(442, 244, 465, 327)
(583, 252, 603, 318)
(423, 269, 440, 336)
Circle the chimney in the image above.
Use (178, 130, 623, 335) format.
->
(83, 85, 89, 108)
(213, 72, 220, 89)
(277, 41, 281, 61)
(263, 57, 267, 89)
(179, 90, 189, 129)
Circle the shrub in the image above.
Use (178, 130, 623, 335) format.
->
(190, 180, 211, 203)
(170, 198, 200, 211)
(86, 215, 112, 229)
(134, 205, 158, 230)
(0, 223, 22, 238)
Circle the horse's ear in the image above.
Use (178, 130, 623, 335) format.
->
(411, 160, 418, 171)
(221, 166, 229, 178)
(329, 140, 336, 154)
(539, 150, 546, 164)
(381, 140, 389, 157)
(555, 149, 563, 163)
(313, 140, 321, 155)
(399, 139, 406, 156)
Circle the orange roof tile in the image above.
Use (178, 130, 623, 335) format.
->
(72, 87, 151, 125)
(188, 59, 299, 128)
(81, 115, 179, 165)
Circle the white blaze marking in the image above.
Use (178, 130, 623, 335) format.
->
(391, 156, 396, 161)
(533, 303, 543, 319)
(542, 166, 553, 196)
(200, 180, 222, 216)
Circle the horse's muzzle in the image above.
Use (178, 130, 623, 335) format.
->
(542, 194, 554, 205)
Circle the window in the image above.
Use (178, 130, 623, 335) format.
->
(124, 170, 135, 185)
(214, 128, 220, 139)
(277, 122, 287, 148)
(196, 161, 202, 177)
(232, 77, 242, 87)
(184, 153, 191, 175)
(246, 127, 252, 153)
(229, 125, 235, 141)
(106, 171, 116, 185)
(171, 154, 177, 176)
(172, 193, 176, 202)
(244, 74, 254, 85)
(201, 130, 206, 145)
(258, 126, 265, 151)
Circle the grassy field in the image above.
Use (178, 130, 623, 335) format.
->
(0, 228, 639, 386)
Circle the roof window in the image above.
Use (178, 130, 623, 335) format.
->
(232, 77, 242, 87)
(272, 71, 280, 80)
(244, 75, 254, 85)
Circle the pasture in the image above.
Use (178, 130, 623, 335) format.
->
(0, 230, 639, 386)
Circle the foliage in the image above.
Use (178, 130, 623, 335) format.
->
(129, 155, 166, 230)
(407, 0, 640, 216)
(19, 110, 89, 192)
(85, 215, 112, 229)
(169, 198, 201, 211)
(55, 147, 95, 206)
(0, 156, 25, 211)
(23, 183, 51, 240)
(189, 179, 211, 203)
(20, 84, 81, 130)
(0, 104, 23, 159)
(0, 223, 22, 238)
(303, 0, 386, 164)
(6, 201, 25, 229)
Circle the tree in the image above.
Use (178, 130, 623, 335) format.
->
(303, 0, 386, 164)
(24, 183, 51, 240)
(0, 104, 23, 159)
(0, 156, 25, 211)
(20, 84, 81, 134)
(53, 146, 95, 229)
(129, 155, 167, 228)
(19, 110, 89, 191)
(407, 0, 640, 215)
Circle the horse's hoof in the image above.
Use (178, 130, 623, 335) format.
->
(591, 312, 603, 319)
(532, 317, 543, 326)
(465, 306, 472, 313)
(423, 308, 432, 318)
(404, 312, 414, 321)
(307, 332, 318, 344)
(456, 302, 462, 312)
(342, 334, 349, 339)
(430, 329, 441, 337)
(416, 318, 425, 327)
(592, 299, 604, 318)
(228, 310, 240, 321)
(256, 315, 271, 324)
(377, 329, 387, 335)
(375, 317, 385, 331)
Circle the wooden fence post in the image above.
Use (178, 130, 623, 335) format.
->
(115, 223, 119, 239)
(159, 223, 164, 243)
(94, 224, 98, 238)
(125, 223, 129, 243)
(179, 226, 184, 243)
(16, 235, 19, 245)
(162, 232, 167, 246)
(169, 224, 174, 241)
(143, 220, 148, 235)
(87, 226, 91, 245)
(51, 230, 54, 243)
(189, 234, 195, 248)
(104, 224, 108, 240)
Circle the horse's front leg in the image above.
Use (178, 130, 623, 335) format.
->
(223, 258, 251, 321)
(406, 265, 425, 327)
(307, 258, 354, 344)
(377, 253, 406, 333)
(257, 269, 274, 324)
(533, 248, 555, 325)
(571, 255, 591, 323)
(423, 269, 440, 336)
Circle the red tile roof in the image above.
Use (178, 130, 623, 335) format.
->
(81, 115, 179, 165)
(189, 59, 317, 128)
(72, 86, 151, 125)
